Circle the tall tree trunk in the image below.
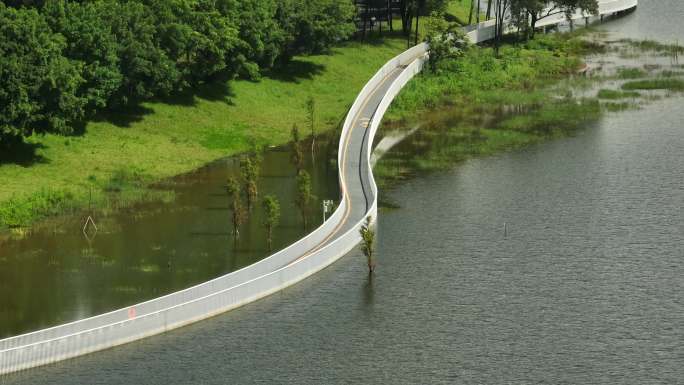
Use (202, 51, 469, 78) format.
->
(414, 10, 419, 45)
(494, 0, 504, 56)
(486, 0, 493, 20)
(468, 0, 475, 24)
(400, 1, 409, 35)
(530, 11, 538, 39)
(477, 0, 481, 23)
(364, 1, 370, 39)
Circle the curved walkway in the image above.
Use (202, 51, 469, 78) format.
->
(0, 0, 638, 375)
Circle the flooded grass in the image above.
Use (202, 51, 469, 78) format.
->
(602, 102, 639, 112)
(622, 78, 684, 91)
(616, 67, 647, 79)
(597, 89, 641, 99)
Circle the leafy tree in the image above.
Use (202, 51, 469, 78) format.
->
(226, 176, 246, 239)
(397, 0, 448, 40)
(275, 0, 356, 59)
(425, 12, 469, 73)
(262, 194, 280, 251)
(295, 170, 314, 230)
(43, 1, 123, 115)
(290, 123, 304, 174)
(101, 1, 181, 106)
(240, 152, 260, 210)
(232, 0, 284, 75)
(492, 0, 511, 55)
(511, 0, 599, 39)
(305, 96, 316, 155)
(147, 0, 242, 84)
(0, 4, 85, 143)
(359, 216, 376, 273)
(0, 0, 360, 147)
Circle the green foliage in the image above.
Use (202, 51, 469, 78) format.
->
(0, 3, 86, 140)
(295, 169, 314, 229)
(425, 12, 469, 73)
(240, 153, 261, 210)
(616, 67, 647, 79)
(43, 1, 123, 114)
(276, 0, 356, 57)
(0, 0, 358, 144)
(290, 124, 304, 173)
(0, 37, 406, 229)
(262, 194, 281, 250)
(359, 216, 375, 272)
(0, 189, 74, 229)
(226, 176, 245, 238)
(622, 79, 684, 91)
(597, 89, 640, 99)
(305, 95, 316, 152)
(388, 33, 586, 121)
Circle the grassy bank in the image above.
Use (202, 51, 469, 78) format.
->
(0, 38, 406, 230)
(376, 32, 607, 188)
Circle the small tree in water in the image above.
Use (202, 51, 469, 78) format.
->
(262, 195, 280, 251)
(226, 177, 246, 240)
(290, 123, 304, 174)
(295, 170, 314, 230)
(359, 216, 376, 273)
(306, 96, 316, 155)
(240, 153, 260, 211)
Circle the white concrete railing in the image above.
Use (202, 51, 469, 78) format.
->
(0, 0, 638, 374)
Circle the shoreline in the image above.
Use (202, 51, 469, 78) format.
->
(0, 38, 406, 234)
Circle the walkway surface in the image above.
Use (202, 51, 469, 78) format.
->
(290, 64, 409, 262)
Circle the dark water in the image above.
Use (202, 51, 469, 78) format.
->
(0, 139, 339, 337)
(4, 1, 684, 383)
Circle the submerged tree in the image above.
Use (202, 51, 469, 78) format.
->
(262, 195, 281, 251)
(359, 216, 376, 273)
(240, 152, 261, 211)
(305, 96, 316, 156)
(295, 170, 314, 230)
(290, 123, 304, 174)
(226, 177, 246, 240)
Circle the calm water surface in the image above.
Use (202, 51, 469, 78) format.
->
(3, 0, 683, 383)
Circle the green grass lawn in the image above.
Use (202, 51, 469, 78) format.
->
(0, 38, 406, 229)
(447, 0, 487, 25)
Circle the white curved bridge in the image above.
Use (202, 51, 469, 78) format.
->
(0, 0, 638, 375)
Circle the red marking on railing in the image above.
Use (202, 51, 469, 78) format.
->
(128, 307, 136, 320)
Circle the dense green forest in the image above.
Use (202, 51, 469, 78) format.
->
(0, 0, 356, 146)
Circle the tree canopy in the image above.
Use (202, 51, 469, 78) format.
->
(0, 0, 357, 145)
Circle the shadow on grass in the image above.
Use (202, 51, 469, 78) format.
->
(356, 31, 411, 46)
(162, 77, 236, 107)
(93, 75, 237, 127)
(92, 104, 155, 129)
(263, 59, 326, 83)
(0, 140, 49, 167)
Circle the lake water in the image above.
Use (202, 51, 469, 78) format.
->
(3, 1, 683, 383)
